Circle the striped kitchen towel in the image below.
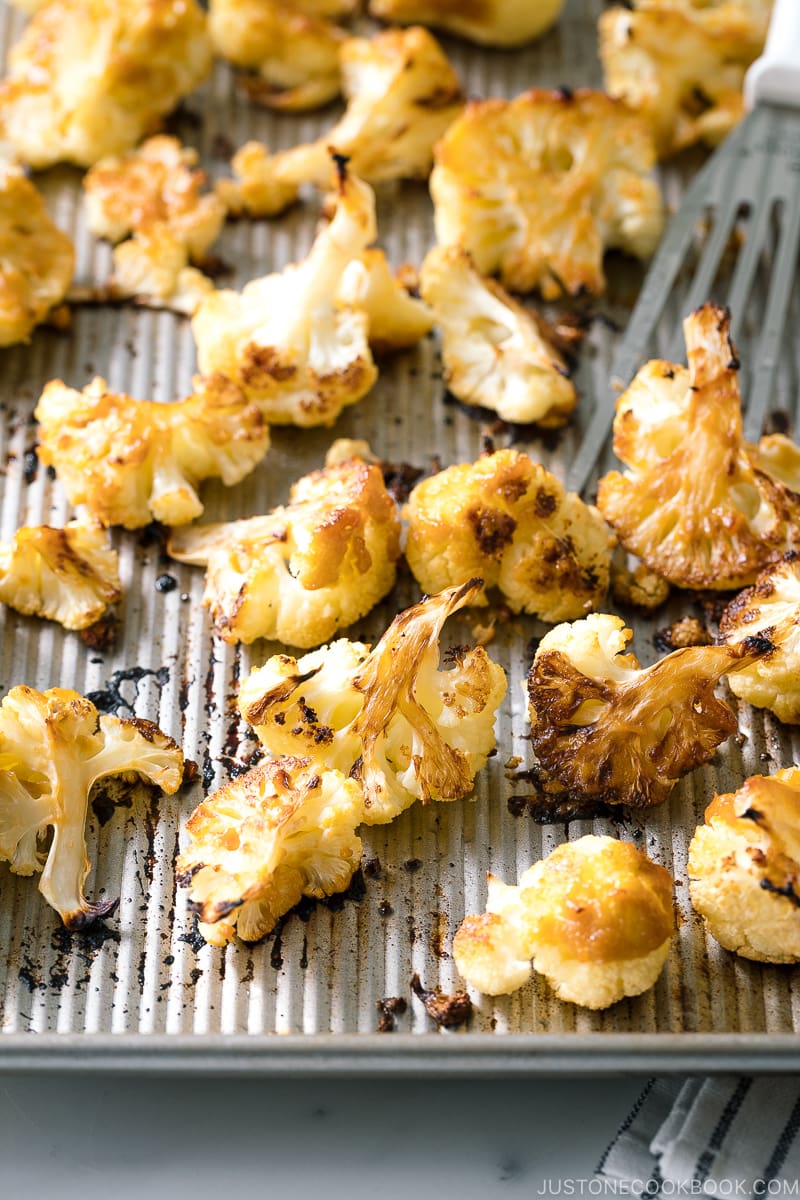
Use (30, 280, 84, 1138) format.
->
(597, 1078, 800, 1194)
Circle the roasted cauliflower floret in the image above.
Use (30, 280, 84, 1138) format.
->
(598, 305, 800, 591)
(106, 227, 215, 315)
(0, 686, 183, 927)
(600, 1, 770, 158)
(0, 0, 212, 169)
(454, 836, 674, 1007)
(404, 449, 615, 623)
(0, 164, 74, 347)
(527, 613, 770, 809)
(367, 0, 564, 47)
(195, 157, 377, 426)
(168, 457, 401, 647)
(689, 768, 800, 963)
(35, 374, 269, 529)
(338, 250, 434, 354)
(430, 88, 663, 299)
(239, 581, 507, 825)
(178, 756, 363, 946)
(419, 245, 576, 426)
(209, 0, 344, 111)
(217, 27, 463, 216)
(0, 520, 120, 631)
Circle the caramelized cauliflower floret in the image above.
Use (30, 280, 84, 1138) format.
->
(430, 88, 663, 299)
(0, 686, 183, 927)
(367, 0, 564, 47)
(689, 768, 800, 963)
(0, 165, 74, 347)
(0, 0, 212, 169)
(404, 449, 615, 623)
(239, 581, 507, 824)
(195, 157, 377, 426)
(610, 554, 670, 612)
(106, 227, 215, 315)
(597, 305, 800, 590)
(35, 374, 269, 529)
(454, 836, 674, 1007)
(338, 249, 434, 354)
(217, 27, 463, 216)
(178, 756, 363, 946)
(168, 457, 401, 647)
(419, 245, 576, 426)
(527, 613, 770, 809)
(209, 0, 344, 111)
(0, 520, 120, 630)
(600, 1, 770, 158)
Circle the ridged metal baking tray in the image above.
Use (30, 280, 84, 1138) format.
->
(1, 0, 799, 1075)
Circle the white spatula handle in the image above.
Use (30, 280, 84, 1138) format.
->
(745, 0, 800, 108)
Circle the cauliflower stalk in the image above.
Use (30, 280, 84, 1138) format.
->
(177, 756, 363, 946)
(194, 156, 378, 426)
(0, 686, 183, 928)
(430, 88, 663, 298)
(527, 613, 772, 809)
(688, 768, 800, 963)
(239, 581, 508, 824)
(453, 835, 674, 1008)
(598, 304, 800, 590)
(419, 245, 577, 426)
(167, 456, 401, 647)
(367, 0, 564, 47)
(35, 374, 270, 529)
(404, 448, 615, 623)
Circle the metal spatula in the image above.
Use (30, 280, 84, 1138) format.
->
(568, 0, 800, 495)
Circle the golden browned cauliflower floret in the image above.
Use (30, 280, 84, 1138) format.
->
(0, 164, 74, 348)
(195, 157, 378, 426)
(598, 305, 800, 591)
(239, 581, 507, 825)
(600, 1, 770, 158)
(0, 520, 120, 631)
(430, 88, 663, 299)
(610, 553, 670, 613)
(367, 0, 564, 47)
(404, 448, 615, 623)
(689, 768, 800, 963)
(8, 0, 52, 11)
(338, 249, 434, 354)
(35, 374, 270, 529)
(217, 27, 463, 216)
(527, 612, 771, 809)
(419, 245, 576, 426)
(177, 756, 363, 946)
(718, 552, 800, 723)
(209, 0, 345, 111)
(0, 0, 212, 169)
(168, 457, 401, 647)
(0, 686, 183, 927)
(454, 835, 674, 1007)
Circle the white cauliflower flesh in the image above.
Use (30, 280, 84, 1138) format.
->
(600, 2, 770, 158)
(0, 0, 212, 169)
(177, 756, 363, 946)
(598, 305, 800, 590)
(404, 448, 615, 622)
(367, 0, 564, 47)
(419, 245, 577, 426)
(337, 250, 434, 354)
(527, 613, 772, 809)
(107, 227, 216, 316)
(35, 374, 270, 529)
(718, 552, 800, 724)
(453, 836, 674, 1007)
(0, 520, 121, 631)
(430, 88, 663, 299)
(689, 768, 800, 963)
(239, 581, 508, 825)
(0, 686, 183, 927)
(209, 0, 345, 111)
(195, 157, 378, 426)
(0, 164, 74, 347)
(168, 457, 401, 647)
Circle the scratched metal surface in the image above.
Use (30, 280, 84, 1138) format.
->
(1, 0, 799, 1072)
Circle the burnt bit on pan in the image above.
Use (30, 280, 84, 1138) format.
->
(654, 615, 711, 652)
(376, 996, 407, 1032)
(410, 973, 472, 1028)
(79, 612, 118, 651)
(381, 460, 424, 503)
(505, 766, 616, 824)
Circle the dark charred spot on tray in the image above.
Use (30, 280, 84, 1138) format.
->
(765, 408, 791, 436)
(91, 788, 132, 827)
(79, 613, 118, 651)
(760, 878, 800, 908)
(325, 868, 367, 911)
(63, 894, 120, 931)
(429, 910, 449, 960)
(403, 858, 423, 874)
(179, 921, 207, 954)
(155, 573, 178, 594)
(378, 900, 394, 917)
(363, 857, 382, 880)
(376, 996, 407, 1033)
(381, 460, 424, 503)
(22, 449, 38, 484)
(467, 506, 517, 556)
(654, 616, 711, 652)
(137, 521, 170, 555)
(211, 131, 235, 160)
(481, 432, 496, 457)
(410, 973, 472, 1028)
(200, 254, 233, 280)
(507, 765, 619, 824)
